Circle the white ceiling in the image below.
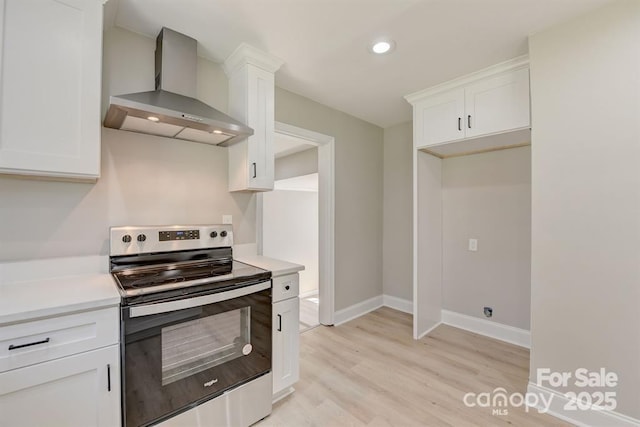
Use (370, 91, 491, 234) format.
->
(109, 0, 612, 128)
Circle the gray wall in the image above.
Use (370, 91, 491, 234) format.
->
(274, 148, 318, 181)
(382, 122, 413, 301)
(0, 27, 252, 261)
(442, 147, 531, 330)
(275, 87, 384, 311)
(529, 0, 640, 419)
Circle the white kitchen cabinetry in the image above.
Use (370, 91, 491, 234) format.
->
(271, 273, 300, 400)
(407, 56, 530, 155)
(0, 0, 104, 180)
(224, 44, 283, 192)
(414, 88, 465, 147)
(0, 307, 120, 427)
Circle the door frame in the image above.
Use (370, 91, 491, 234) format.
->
(256, 121, 335, 325)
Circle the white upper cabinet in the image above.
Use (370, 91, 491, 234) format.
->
(224, 44, 283, 192)
(407, 56, 530, 153)
(464, 67, 530, 139)
(0, 0, 104, 180)
(415, 88, 465, 146)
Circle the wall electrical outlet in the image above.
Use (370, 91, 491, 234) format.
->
(222, 215, 233, 225)
(468, 238, 478, 251)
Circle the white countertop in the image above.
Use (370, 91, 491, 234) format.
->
(237, 255, 305, 277)
(0, 256, 121, 326)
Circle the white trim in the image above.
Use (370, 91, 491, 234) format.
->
(416, 321, 442, 340)
(441, 310, 530, 348)
(334, 296, 383, 326)
(273, 122, 335, 146)
(223, 43, 284, 75)
(412, 108, 419, 340)
(527, 382, 640, 427)
(258, 121, 335, 326)
(299, 289, 319, 299)
(382, 295, 413, 314)
(272, 386, 295, 404)
(405, 55, 529, 104)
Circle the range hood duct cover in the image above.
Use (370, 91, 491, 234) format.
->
(103, 28, 253, 146)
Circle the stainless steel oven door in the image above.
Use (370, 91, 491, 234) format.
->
(121, 281, 272, 427)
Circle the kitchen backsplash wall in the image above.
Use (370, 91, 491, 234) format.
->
(0, 27, 254, 262)
(0, 129, 256, 262)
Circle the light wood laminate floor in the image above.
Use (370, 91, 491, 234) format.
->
(300, 293, 320, 332)
(259, 307, 568, 427)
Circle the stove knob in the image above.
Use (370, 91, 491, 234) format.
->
(220, 230, 227, 237)
(210, 231, 218, 238)
(137, 234, 147, 242)
(122, 234, 132, 243)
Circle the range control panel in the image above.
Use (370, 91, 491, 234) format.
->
(110, 224, 233, 256)
(159, 229, 200, 241)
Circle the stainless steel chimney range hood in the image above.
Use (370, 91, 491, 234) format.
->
(103, 28, 253, 146)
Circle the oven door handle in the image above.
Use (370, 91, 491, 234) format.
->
(128, 281, 271, 318)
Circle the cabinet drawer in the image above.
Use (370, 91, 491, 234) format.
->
(0, 307, 119, 373)
(272, 274, 299, 303)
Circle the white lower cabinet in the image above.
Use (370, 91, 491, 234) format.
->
(0, 344, 120, 427)
(272, 293, 300, 397)
(0, 306, 121, 426)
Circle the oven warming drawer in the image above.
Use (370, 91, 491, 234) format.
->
(157, 373, 272, 427)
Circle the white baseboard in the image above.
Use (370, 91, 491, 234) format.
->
(441, 310, 530, 348)
(527, 382, 640, 427)
(416, 321, 442, 340)
(299, 289, 319, 299)
(382, 295, 413, 314)
(334, 295, 383, 326)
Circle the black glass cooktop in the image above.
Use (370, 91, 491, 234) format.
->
(110, 247, 271, 305)
(113, 260, 268, 296)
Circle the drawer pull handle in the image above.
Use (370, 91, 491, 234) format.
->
(277, 314, 282, 332)
(107, 364, 111, 392)
(8, 337, 50, 351)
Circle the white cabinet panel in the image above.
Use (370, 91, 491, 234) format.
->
(272, 297, 299, 395)
(0, 307, 119, 372)
(465, 67, 530, 138)
(224, 44, 282, 192)
(415, 88, 465, 148)
(246, 66, 275, 190)
(0, 345, 120, 427)
(408, 59, 531, 154)
(0, 0, 103, 179)
(272, 273, 300, 303)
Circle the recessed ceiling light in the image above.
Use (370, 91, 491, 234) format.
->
(370, 39, 395, 55)
(147, 116, 160, 122)
(213, 130, 223, 134)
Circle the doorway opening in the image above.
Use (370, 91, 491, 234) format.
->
(257, 122, 335, 328)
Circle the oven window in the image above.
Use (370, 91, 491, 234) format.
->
(161, 306, 251, 385)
